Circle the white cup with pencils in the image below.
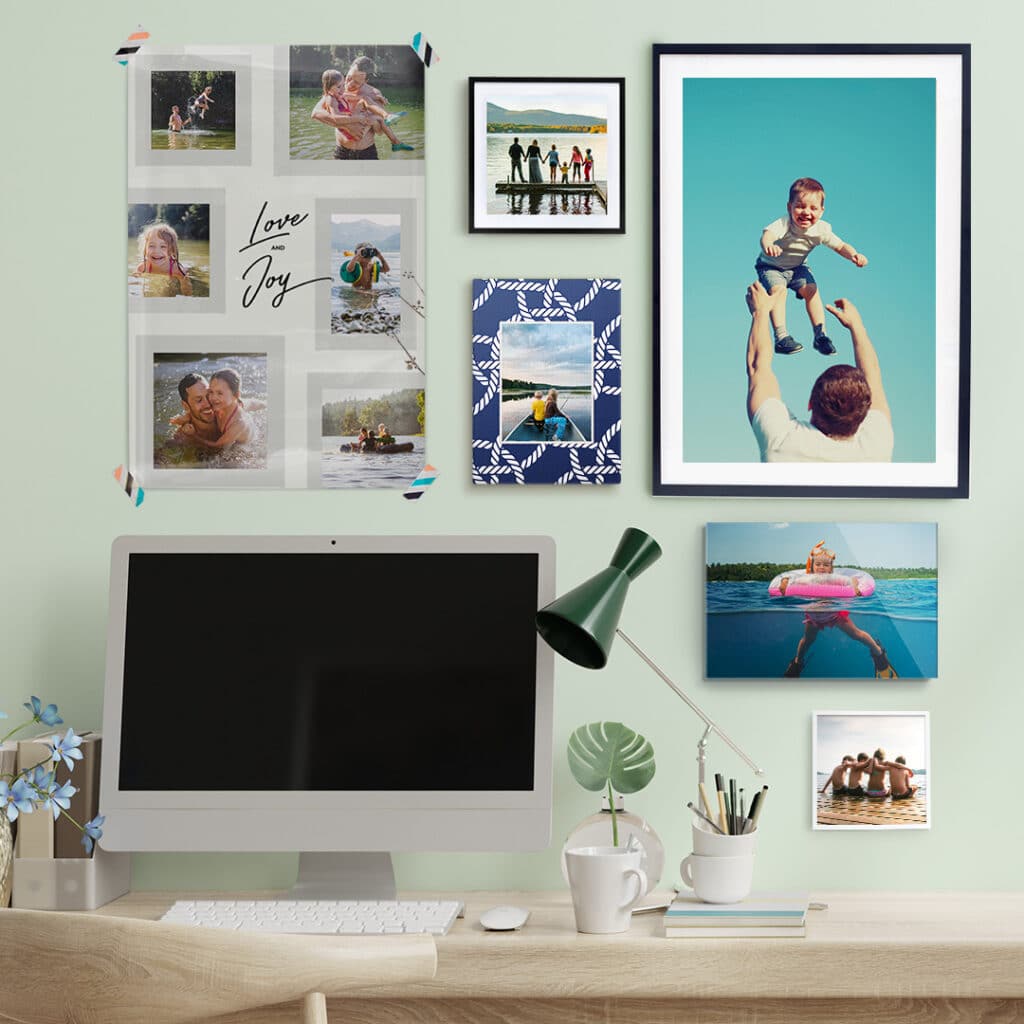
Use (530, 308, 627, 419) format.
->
(681, 779, 768, 902)
(691, 819, 758, 856)
(688, 779, 767, 841)
(679, 852, 755, 904)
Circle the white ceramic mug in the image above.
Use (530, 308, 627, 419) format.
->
(565, 846, 648, 934)
(679, 852, 754, 904)
(692, 820, 758, 857)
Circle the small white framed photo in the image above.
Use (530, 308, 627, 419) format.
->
(813, 711, 930, 830)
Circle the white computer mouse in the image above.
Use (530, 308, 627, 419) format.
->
(479, 905, 530, 931)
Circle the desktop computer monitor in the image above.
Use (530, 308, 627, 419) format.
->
(100, 535, 555, 897)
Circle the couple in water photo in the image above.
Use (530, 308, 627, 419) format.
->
(153, 357, 268, 470)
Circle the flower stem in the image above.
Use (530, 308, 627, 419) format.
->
(55, 809, 85, 833)
(0, 721, 32, 746)
(607, 781, 618, 847)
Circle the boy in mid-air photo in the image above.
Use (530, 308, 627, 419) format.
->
(756, 177, 869, 357)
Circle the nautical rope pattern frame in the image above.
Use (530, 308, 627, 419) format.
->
(472, 278, 621, 485)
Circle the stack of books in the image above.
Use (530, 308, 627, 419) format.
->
(663, 892, 809, 938)
(8, 733, 103, 860)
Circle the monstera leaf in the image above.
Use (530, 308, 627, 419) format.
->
(567, 722, 656, 795)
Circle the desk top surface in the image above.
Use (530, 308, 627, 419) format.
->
(96, 889, 1024, 999)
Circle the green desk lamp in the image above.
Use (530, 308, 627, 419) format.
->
(536, 528, 765, 791)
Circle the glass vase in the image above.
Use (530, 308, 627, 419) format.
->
(561, 794, 664, 894)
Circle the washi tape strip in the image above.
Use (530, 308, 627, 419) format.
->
(114, 28, 149, 65)
(411, 32, 438, 67)
(113, 465, 145, 508)
(404, 464, 438, 500)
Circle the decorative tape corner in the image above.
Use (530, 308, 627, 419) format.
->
(114, 28, 149, 65)
(113, 466, 145, 508)
(404, 464, 438, 500)
(411, 33, 438, 67)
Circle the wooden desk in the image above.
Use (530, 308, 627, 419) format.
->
(97, 889, 1024, 1023)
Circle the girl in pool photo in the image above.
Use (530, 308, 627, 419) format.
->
(781, 541, 895, 678)
(135, 223, 193, 296)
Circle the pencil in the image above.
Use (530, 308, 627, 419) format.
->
(698, 781, 715, 820)
(686, 801, 725, 835)
(729, 779, 738, 836)
(714, 774, 728, 833)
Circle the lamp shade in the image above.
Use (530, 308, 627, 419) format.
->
(535, 528, 661, 669)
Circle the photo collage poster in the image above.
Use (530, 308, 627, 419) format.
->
(128, 45, 426, 489)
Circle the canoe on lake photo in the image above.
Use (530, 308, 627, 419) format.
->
(505, 412, 587, 443)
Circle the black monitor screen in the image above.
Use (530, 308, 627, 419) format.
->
(119, 552, 539, 791)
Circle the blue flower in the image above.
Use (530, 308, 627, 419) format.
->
(23, 696, 63, 727)
(0, 778, 36, 822)
(81, 815, 105, 854)
(29, 764, 54, 794)
(26, 765, 75, 820)
(49, 780, 77, 821)
(50, 728, 84, 771)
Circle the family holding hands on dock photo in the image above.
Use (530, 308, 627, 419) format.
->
(508, 138, 594, 184)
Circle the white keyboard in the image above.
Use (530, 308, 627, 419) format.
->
(160, 898, 464, 935)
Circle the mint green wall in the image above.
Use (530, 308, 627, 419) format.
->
(3, 2, 1014, 893)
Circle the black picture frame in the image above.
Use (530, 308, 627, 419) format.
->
(468, 77, 626, 234)
(652, 45, 971, 498)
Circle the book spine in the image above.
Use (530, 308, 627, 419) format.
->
(662, 919, 806, 928)
(664, 926, 806, 938)
(14, 739, 54, 859)
(54, 735, 102, 859)
(0, 742, 17, 781)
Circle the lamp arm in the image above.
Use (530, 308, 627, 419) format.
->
(615, 628, 765, 777)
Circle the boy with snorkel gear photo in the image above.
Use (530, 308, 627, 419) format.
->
(340, 243, 390, 291)
(782, 541, 895, 678)
(757, 177, 869, 356)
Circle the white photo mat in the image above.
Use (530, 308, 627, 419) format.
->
(655, 48, 968, 497)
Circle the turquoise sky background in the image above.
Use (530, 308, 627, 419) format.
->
(681, 77, 936, 463)
(706, 522, 938, 569)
